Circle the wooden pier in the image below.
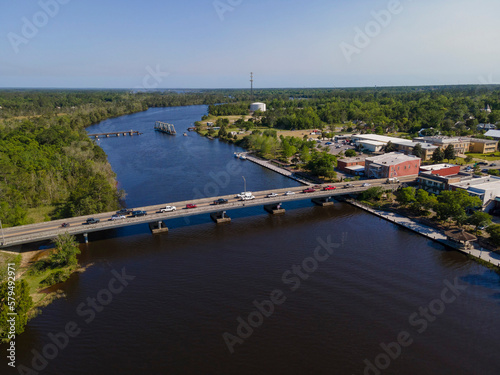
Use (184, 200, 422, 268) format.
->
(154, 121, 176, 135)
(88, 130, 142, 139)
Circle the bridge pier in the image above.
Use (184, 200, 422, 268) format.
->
(83, 233, 88, 244)
(264, 203, 285, 215)
(312, 197, 334, 207)
(149, 221, 168, 234)
(210, 211, 231, 224)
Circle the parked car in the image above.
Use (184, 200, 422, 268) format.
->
(325, 142, 333, 145)
(160, 206, 176, 212)
(323, 185, 336, 190)
(240, 195, 255, 201)
(185, 204, 197, 209)
(213, 198, 228, 205)
(116, 208, 132, 215)
(267, 192, 279, 198)
(85, 218, 100, 224)
(362, 183, 371, 187)
(131, 210, 147, 217)
(284, 191, 296, 196)
(303, 188, 316, 193)
(478, 162, 488, 166)
(111, 214, 126, 220)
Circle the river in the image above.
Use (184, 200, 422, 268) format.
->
(4, 106, 500, 375)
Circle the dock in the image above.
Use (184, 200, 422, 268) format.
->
(242, 153, 313, 186)
(88, 130, 142, 139)
(155, 121, 176, 135)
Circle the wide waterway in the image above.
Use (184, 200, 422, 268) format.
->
(4, 106, 500, 375)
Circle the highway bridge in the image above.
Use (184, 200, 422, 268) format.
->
(0, 177, 416, 248)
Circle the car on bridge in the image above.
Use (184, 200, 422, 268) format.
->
(186, 204, 197, 209)
(240, 195, 255, 201)
(266, 192, 278, 198)
(131, 210, 147, 217)
(236, 192, 253, 199)
(116, 209, 132, 215)
(323, 185, 336, 191)
(302, 188, 316, 193)
(213, 198, 228, 205)
(85, 218, 100, 225)
(284, 191, 296, 196)
(362, 183, 371, 187)
(160, 206, 176, 212)
(61, 222, 70, 228)
(111, 214, 126, 220)
(344, 183, 354, 188)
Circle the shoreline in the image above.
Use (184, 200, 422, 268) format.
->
(346, 199, 500, 269)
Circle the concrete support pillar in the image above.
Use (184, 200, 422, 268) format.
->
(264, 203, 285, 215)
(312, 197, 334, 207)
(211, 211, 231, 224)
(83, 233, 88, 244)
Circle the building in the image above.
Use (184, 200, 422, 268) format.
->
(477, 123, 496, 130)
(413, 136, 471, 155)
(484, 130, 500, 140)
(417, 173, 470, 195)
(337, 157, 366, 175)
(469, 138, 498, 154)
(364, 152, 421, 179)
(419, 164, 461, 177)
(250, 102, 266, 112)
(350, 134, 436, 160)
(450, 176, 500, 210)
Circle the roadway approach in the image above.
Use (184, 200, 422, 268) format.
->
(0, 177, 416, 249)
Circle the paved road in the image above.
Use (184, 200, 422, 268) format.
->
(0, 177, 416, 248)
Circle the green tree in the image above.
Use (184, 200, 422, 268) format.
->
(486, 224, 500, 247)
(359, 186, 384, 201)
(444, 144, 456, 161)
(218, 124, 228, 138)
(434, 189, 482, 225)
(50, 233, 81, 267)
(306, 152, 337, 179)
(467, 211, 492, 232)
(300, 145, 312, 164)
(412, 143, 423, 158)
(396, 187, 416, 205)
(0, 279, 33, 341)
(385, 141, 397, 152)
(375, 126, 384, 135)
(345, 149, 357, 157)
(465, 155, 473, 164)
(432, 147, 445, 163)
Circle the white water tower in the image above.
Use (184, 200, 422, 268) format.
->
(250, 102, 266, 112)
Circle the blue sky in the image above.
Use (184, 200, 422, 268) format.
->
(1, 0, 499, 88)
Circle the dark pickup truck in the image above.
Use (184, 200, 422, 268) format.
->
(213, 198, 228, 205)
(116, 208, 133, 215)
(85, 218, 100, 225)
(131, 210, 147, 217)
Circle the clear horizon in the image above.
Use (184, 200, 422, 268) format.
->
(2, 0, 500, 89)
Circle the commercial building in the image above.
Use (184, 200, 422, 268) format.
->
(468, 139, 498, 154)
(351, 134, 436, 160)
(417, 173, 470, 195)
(450, 176, 500, 210)
(419, 164, 461, 177)
(364, 152, 421, 179)
(413, 136, 471, 155)
(337, 157, 366, 175)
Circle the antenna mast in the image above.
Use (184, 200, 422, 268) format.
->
(250, 72, 254, 101)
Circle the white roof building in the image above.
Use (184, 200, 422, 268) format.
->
(450, 176, 500, 205)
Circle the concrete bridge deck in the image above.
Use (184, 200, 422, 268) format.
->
(0, 177, 415, 248)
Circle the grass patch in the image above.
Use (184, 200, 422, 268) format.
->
(26, 205, 55, 224)
(466, 152, 500, 161)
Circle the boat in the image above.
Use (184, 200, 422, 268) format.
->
(234, 152, 240, 158)
(183, 132, 187, 136)
(239, 154, 247, 160)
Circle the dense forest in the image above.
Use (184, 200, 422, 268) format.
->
(0, 90, 232, 226)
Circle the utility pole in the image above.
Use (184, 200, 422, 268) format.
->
(250, 72, 254, 101)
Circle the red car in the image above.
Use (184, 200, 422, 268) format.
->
(186, 204, 197, 209)
(323, 185, 336, 191)
(303, 188, 316, 193)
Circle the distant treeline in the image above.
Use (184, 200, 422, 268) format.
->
(208, 85, 500, 136)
